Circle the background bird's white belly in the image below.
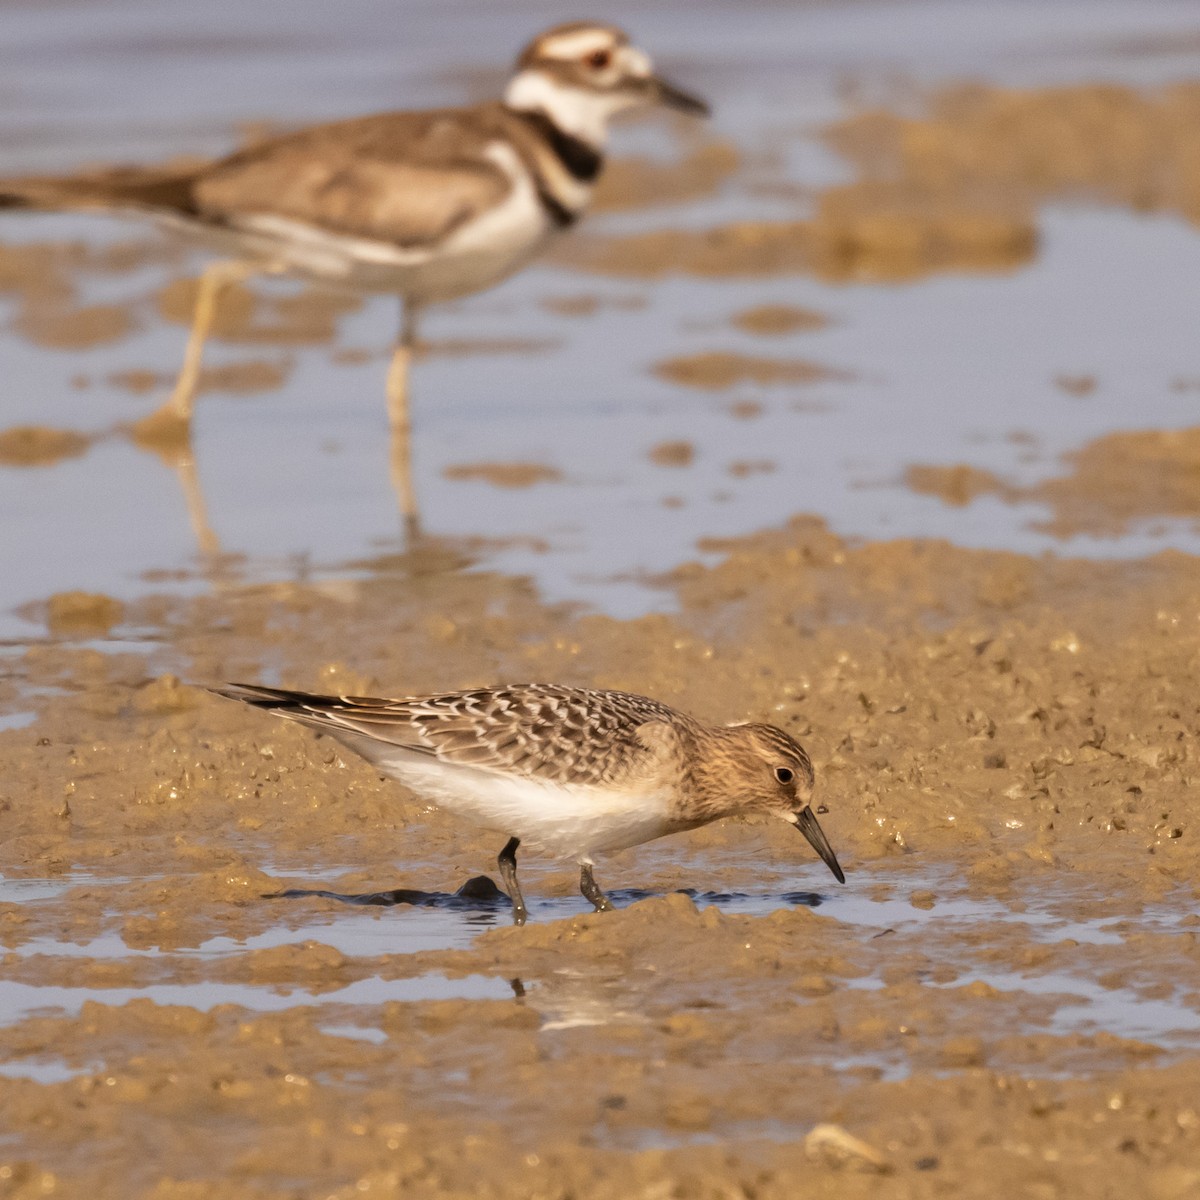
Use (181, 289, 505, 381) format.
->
(373, 750, 673, 862)
(216, 141, 554, 301)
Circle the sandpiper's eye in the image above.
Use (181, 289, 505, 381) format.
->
(587, 48, 612, 69)
(774, 767, 794, 785)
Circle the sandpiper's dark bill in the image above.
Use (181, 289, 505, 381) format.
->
(794, 805, 845, 884)
(211, 681, 845, 925)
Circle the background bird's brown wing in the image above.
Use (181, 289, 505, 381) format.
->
(191, 107, 515, 248)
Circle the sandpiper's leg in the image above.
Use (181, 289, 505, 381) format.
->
(167, 259, 257, 423)
(579, 862, 615, 913)
(497, 836, 528, 926)
(387, 299, 420, 536)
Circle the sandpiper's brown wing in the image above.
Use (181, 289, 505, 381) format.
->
(212, 683, 683, 786)
(191, 106, 515, 249)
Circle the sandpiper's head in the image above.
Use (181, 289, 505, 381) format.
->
(504, 22, 709, 146)
(718, 723, 845, 884)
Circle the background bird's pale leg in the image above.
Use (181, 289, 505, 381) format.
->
(387, 299, 420, 536)
(169, 259, 257, 421)
(497, 836, 528, 926)
(131, 259, 258, 450)
(579, 862, 615, 913)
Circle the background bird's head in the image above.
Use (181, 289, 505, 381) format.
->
(505, 22, 709, 145)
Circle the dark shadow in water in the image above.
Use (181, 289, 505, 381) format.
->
(264, 877, 828, 913)
(265, 874, 511, 909)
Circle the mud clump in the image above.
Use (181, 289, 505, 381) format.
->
(0, 236, 182, 357)
(828, 82, 1200, 225)
(733, 304, 830, 335)
(555, 218, 815, 277)
(561, 81, 1200, 286)
(906, 463, 1014, 507)
(648, 439, 695, 467)
(809, 184, 1036, 280)
(1035, 427, 1200, 535)
(0, 425, 93, 467)
(592, 139, 740, 212)
(654, 351, 842, 390)
(43, 590, 125, 636)
(157, 276, 360, 344)
(13, 301, 135, 349)
(1055, 373, 1097, 396)
(5, 521, 1200, 1195)
(443, 461, 563, 489)
(909, 426, 1200, 535)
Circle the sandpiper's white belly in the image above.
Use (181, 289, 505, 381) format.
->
(371, 748, 672, 862)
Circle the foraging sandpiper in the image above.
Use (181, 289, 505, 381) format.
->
(212, 682, 845, 925)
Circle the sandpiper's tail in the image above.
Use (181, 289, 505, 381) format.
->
(210, 681, 393, 734)
(209, 681, 432, 770)
(0, 164, 203, 217)
(209, 682, 332, 714)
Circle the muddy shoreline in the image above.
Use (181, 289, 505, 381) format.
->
(4, 70, 1200, 1199)
(4, 518, 1200, 1197)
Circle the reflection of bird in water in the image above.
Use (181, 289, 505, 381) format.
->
(135, 436, 221, 562)
(211, 681, 845, 926)
(0, 22, 707, 538)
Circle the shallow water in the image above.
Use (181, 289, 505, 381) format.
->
(4, 4, 1200, 1193)
(3, 863, 1196, 1068)
(0, 971, 513, 1026)
(5, 0, 1200, 640)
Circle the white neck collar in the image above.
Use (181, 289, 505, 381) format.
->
(504, 70, 616, 148)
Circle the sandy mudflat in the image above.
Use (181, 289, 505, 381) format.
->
(4, 514, 1200, 1198)
(4, 72, 1200, 1198)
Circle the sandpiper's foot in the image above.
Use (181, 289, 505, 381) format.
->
(497, 836, 529, 926)
(580, 862, 615, 913)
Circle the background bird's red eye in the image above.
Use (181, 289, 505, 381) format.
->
(587, 49, 611, 69)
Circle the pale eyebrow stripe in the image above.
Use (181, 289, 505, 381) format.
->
(537, 29, 615, 59)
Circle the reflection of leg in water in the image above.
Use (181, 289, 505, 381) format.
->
(387, 298, 421, 539)
(130, 432, 223, 561)
(173, 447, 220, 559)
(127, 271, 426, 556)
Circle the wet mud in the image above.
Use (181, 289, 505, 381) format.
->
(557, 81, 1200, 284)
(0, 426, 93, 468)
(441, 461, 564, 489)
(652, 351, 843, 391)
(4, 519, 1200, 1197)
(909, 426, 1200, 537)
(591, 137, 741, 213)
(4, 77, 1200, 1199)
(731, 304, 830, 336)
